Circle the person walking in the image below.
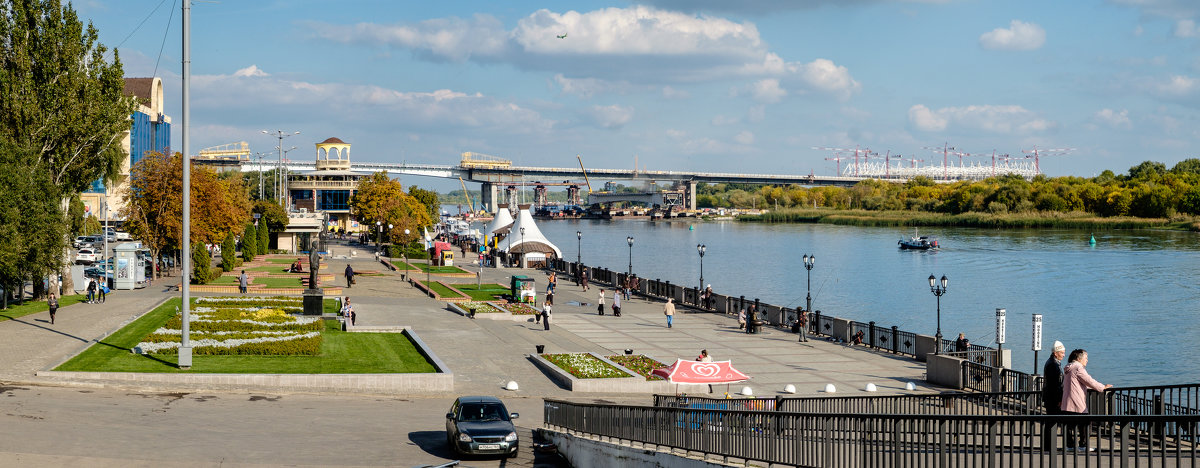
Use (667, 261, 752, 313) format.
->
(238, 270, 249, 294)
(47, 293, 58, 325)
(663, 297, 675, 328)
(612, 289, 622, 317)
(597, 288, 605, 315)
(96, 278, 106, 303)
(1041, 341, 1067, 451)
(580, 268, 589, 292)
(541, 298, 552, 331)
(86, 278, 96, 304)
(1061, 349, 1112, 451)
(344, 264, 355, 288)
(548, 272, 557, 295)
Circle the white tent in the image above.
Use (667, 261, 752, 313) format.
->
(498, 207, 562, 258)
(485, 205, 514, 236)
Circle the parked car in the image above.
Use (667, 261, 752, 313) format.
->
(75, 248, 97, 265)
(445, 396, 519, 457)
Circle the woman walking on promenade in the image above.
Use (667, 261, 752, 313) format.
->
(1061, 349, 1112, 451)
(48, 293, 58, 325)
(597, 288, 605, 315)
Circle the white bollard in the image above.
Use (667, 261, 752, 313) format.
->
(783, 384, 797, 394)
(865, 383, 877, 392)
(505, 381, 519, 391)
(741, 386, 754, 396)
(824, 383, 837, 393)
(905, 382, 917, 391)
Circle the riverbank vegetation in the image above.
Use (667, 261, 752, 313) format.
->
(720, 160, 1200, 230)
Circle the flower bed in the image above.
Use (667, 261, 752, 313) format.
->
(501, 302, 538, 315)
(542, 353, 631, 379)
(137, 299, 322, 355)
(459, 301, 503, 314)
(606, 355, 667, 381)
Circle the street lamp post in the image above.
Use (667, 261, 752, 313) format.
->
(376, 221, 382, 252)
(801, 254, 815, 342)
(576, 231, 582, 265)
(403, 229, 411, 283)
(519, 227, 526, 269)
(696, 244, 706, 290)
(929, 274, 949, 355)
(626, 236, 634, 276)
(261, 130, 299, 204)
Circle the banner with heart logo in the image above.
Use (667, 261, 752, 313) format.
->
(651, 359, 749, 384)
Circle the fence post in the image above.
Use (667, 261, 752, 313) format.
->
(869, 321, 876, 349)
(813, 310, 821, 336)
(891, 326, 899, 354)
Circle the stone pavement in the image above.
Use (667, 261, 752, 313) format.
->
(0, 239, 937, 402)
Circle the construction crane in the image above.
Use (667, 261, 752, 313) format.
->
(814, 145, 873, 177)
(922, 143, 959, 180)
(824, 153, 851, 176)
(577, 155, 593, 193)
(1021, 146, 1074, 174)
(458, 177, 474, 213)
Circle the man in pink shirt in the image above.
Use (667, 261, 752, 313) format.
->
(1060, 349, 1112, 451)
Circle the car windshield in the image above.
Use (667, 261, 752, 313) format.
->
(457, 403, 508, 422)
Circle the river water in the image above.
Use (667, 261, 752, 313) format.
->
(502, 217, 1198, 387)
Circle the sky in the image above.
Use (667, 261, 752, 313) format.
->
(76, 0, 1200, 191)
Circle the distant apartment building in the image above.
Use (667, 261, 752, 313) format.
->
(80, 77, 172, 223)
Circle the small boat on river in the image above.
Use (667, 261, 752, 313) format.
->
(898, 230, 940, 250)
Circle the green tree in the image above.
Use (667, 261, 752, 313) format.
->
(242, 224, 257, 262)
(0, 140, 64, 304)
(252, 199, 287, 233)
(1179, 185, 1200, 215)
(351, 172, 433, 243)
(408, 185, 439, 222)
(192, 242, 213, 284)
(219, 232, 238, 272)
(67, 194, 85, 237)
(81, 214, 101, 237)
(1170, 158, 1200, 175)
(257, 222, 269, 255)
(1128, 160, 1166, 180)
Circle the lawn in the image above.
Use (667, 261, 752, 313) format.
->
(55, 298, 437, 373)
(265, 258, 297, 264)
(246, 265, 291, 272)
(0, 294, 88, 322)
(450, 283, 508, 301)
(390, 261, 470, 275)
(420, 281, 465, 299)
(209, 276, 302, 288)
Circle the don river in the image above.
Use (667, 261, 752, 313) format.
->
(478, 216, 1198, 387)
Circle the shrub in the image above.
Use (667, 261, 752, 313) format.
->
(242, 223, 257, 262)
(192, 243, 214, 284)
(257, 223, 270, 255)
(219, 232, 239, 272)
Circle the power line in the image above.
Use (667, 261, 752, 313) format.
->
(112, 0, 171, 51)
(152, 0, 178, 79)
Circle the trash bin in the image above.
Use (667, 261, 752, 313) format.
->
(535, 345, 545, 354)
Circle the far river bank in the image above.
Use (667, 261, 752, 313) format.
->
(737, 208, 1200, 231)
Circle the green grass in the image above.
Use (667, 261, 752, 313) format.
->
(391, 261, 470, 274)
(265, 258, 297, 264)
(208, 276, 302, 288)
(0, 294, 88, 322)
(246, 265, 291, 272)
(451, 283, 509, 301)
(420, 281, 465, 298)
(55, 298, 436, 373)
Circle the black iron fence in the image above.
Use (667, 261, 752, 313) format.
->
(547, 398, 1200, 467)
(655, 391, 1047, 417)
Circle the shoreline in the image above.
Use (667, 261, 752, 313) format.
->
(736, 208, 1200, 231)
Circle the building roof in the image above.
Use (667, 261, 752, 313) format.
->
(485, 206, 515, 237)
(319, 137, 346, 144)
(122, 78, 155, 107)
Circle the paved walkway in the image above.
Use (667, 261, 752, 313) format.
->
(0, 239, 936, 402)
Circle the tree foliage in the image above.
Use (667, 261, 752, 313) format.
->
(121, 152, 252, 267)
(407, 185, 440, 222)
(0, 139, 65, 302)
(242, 223, 257, 262)
(252, 199, 287, 232)
(219, 232, 238, 272)
(0, 0, 135, 193)
(257, 222, 269, 255)
(350, 172, 432, 244)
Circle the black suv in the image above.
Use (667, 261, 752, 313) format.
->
(445, 396, 519, 457)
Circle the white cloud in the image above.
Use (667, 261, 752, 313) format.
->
(554, 74, 629, 98)
(907, 104, 1057, 134)
(734, 130, 755, 145)
(666, 129, 687, 138)
(750, 79, 787, 103)
(979, 20, 1046, 51)
(233, 65, 268, 77)
(1156, 74, 1198, 96)
(662, 86, 690, 99)
(585, 104, 634, 129)
(711, 115, 739, 126)
(1094, 108, 1133, 129)
(313, 6, 860, 97)
(190, 66, 554, 133)
(1175, 19, 1199, 37)
(640, 0, 953, 15)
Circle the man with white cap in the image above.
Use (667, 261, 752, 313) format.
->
(1041, 340, 1067, 450)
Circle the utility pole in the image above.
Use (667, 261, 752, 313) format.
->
(262, 130, 300, 205)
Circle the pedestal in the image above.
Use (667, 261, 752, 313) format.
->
(303, 289, 324, 315)
(178, 347, 192, 368)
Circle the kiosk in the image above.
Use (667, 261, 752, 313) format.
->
(112, 243, 144, 290)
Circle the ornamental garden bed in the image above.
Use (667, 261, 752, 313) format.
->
(447, 301, 532, 321)
(529, 352, 711, 393)
(605, 355, 667, 381)
(448, 283, 509, 301)
(53, 297, 440, 375)
(391, 261, 472, 276)
(417, 281, 468, 301)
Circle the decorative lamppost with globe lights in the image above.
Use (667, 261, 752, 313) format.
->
(403, 229, 411, 283)
(696, 244, 706, 290)
(929, 274, 949, 355)
(626, 236, 634, 276)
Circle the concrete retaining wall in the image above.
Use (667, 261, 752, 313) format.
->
(926, 353, 964, 390)
(529, 353, 707, 393)
(543, 429, 734, 468)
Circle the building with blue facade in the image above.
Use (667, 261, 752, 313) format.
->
(81, 77, 171, 223)
(284, 137, 369, 240)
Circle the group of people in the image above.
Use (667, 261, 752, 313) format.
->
(595, 288, 623, 316)
(1042, 340, 1112, 451)
(84, 277, 107, 304)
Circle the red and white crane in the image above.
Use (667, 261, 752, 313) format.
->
(814, 145, 872, 177)
(922, 143, 957, 180)
(1021, 146, 1074, 174)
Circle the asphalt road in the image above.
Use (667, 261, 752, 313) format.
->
(0, 384, 572, 468)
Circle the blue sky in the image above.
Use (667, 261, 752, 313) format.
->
(77, 0, 1200, 190)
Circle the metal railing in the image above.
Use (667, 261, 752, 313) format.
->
(547, 398, 1200, 467)
(655, 392, 1046, 417)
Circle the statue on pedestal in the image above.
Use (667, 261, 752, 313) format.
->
(308, 238, 321, 289)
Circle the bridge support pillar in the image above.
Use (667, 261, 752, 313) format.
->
(687, 181, 697, 211)
(567, 185, 580, 205)
(480, 182, 499, 214)
(505, 185, 518, 209)
(534, 185, 547, 208)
